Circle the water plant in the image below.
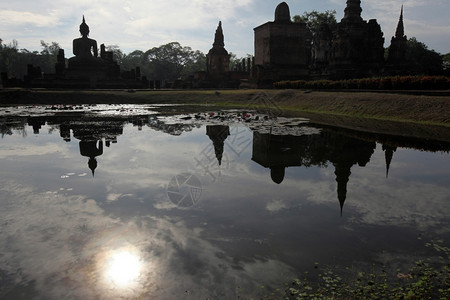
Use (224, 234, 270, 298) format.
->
(283, 239, 450, 299)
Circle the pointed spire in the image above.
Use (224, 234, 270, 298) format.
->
(382, 145, 396, 179)
(334, 162, 351, 216)
(213, 21, 224, 47)
(395, 5, 405, 38)
(206, 125, 230, 166)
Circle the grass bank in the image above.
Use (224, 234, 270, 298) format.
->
(1, 88, 449, 141)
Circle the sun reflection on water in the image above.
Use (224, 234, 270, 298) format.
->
(106, 249, 142, 287)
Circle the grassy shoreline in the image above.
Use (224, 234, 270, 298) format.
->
(1, 88, 450, 141)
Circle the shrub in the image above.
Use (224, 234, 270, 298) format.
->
(274, 76, 450, 90)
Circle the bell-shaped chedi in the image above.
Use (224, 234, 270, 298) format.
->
(253, 2, 312, 86)
(274, 2, 291, 24)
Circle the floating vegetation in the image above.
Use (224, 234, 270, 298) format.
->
(283, 239, 450, 299)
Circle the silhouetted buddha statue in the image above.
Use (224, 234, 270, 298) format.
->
(68, 16, 103, 67)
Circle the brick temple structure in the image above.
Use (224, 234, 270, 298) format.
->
(253, 2, 312, 87)
(252, 1, 408, 86)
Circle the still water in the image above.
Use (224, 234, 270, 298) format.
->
(1, 105, 449, 299)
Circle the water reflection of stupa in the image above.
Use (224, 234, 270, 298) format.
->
(324, 131, 376, 215)
(206, 125, 230, 165)
(252, 129, 376, 215)
(252, 132, 325, 184)
(382, 144, 397, 178)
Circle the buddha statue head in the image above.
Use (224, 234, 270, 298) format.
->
(79, 16, 90, 37)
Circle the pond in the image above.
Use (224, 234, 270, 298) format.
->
(1, 104, 449, 299)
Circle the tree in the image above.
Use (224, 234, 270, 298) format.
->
(39, 41, 61, 74)
(406, 37, 443, 75)
(0, 39, 62, 81)
(292, 10, 337, 37)
(442, 52, 450, 75)
(0, 39, 20, 79)
(229, 52, 253, 71)
(180, 50, 205, 78)
(40, 40, 60, 56)
(121, 50, 145, 72)
(106, 45, 125, 65)
(143, 42, 205, 81)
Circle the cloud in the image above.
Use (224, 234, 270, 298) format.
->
(363, 0, 450, 51)
(0, 10, 58, 27)
(0, 142, 69, 158)
(2, 117, 450, 298)
(1, 0, 448, 57)
(266, 198, 289, 212)
(0, 179, 296, 299)
(0, 181, 119, 298)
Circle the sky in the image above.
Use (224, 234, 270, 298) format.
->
(0, 0, 449, 58)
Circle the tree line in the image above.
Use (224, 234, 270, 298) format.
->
(0, 38, 251, 84)
(1, 11, 449, 84)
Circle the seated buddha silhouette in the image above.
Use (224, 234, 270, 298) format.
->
(69, 16, 102, 66)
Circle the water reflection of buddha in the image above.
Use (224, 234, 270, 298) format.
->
(79, 140, 103, 176)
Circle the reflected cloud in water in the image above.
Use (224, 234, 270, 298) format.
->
(1, 108, 450, 298)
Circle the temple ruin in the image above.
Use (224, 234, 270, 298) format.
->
(5, 1, 414, 89)
(253, 2, 312, 87)
(252, 1, 408, 86)
(193, 21, 249, 88)
(29, 16, 148, 89)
